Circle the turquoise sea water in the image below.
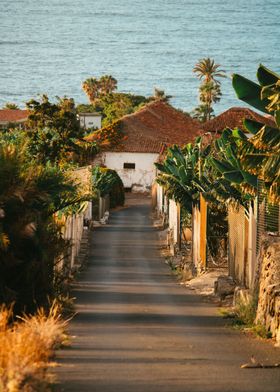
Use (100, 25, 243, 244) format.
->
(0, 0, 279, 113)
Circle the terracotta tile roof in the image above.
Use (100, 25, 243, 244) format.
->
(202, 107, 275, 134)
(86, 101, 203, 153)
(0, 109, 29, 123)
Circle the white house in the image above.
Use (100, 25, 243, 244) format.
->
(86, 100, 203, 192)
(79, 112, 102, 130)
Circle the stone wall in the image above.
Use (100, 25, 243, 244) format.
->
(255, 236, 280, 346)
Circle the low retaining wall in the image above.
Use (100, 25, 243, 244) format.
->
(255, 236, 280, 346)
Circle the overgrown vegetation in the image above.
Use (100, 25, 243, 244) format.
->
(232, 64, 280, 204)
(92, 166, 125, 208)
(221, 297, 272, 339)
(25, 95, 97, 164)
(0, 143, 91, 313)
(0, 302, 69, 392)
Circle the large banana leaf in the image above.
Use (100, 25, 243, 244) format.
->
(210, 157, 235, 173)
(232, 74, 270, 114)
(257, 64, 280, 86)
(171, 145, 186, 167)
(223, 170, 244, 184)
(243, 119, 264, 135)
(225, 145, 240, 169)
(240, 170, 258, 188)
(178, 165, 191, 184)
(251, 125, 280, 150)
(232, 128, 248, 141)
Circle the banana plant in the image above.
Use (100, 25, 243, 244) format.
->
(232, 64, 280, 203)
(210, 128, 258, 198)
(155, 138, 212, 213)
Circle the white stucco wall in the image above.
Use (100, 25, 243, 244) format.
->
(101, 152, 159, 192)
(169, 199, 178, 244)
(156, 184, 164, 213)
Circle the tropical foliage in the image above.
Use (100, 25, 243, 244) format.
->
(81, 75, 150, 126)
(155, 139, 229, 258)
(82, 75, 118, 104)
(92, 166, 125, 208)
(210, 128, 258, 203)
(232, 64, 280, 204)
(25, 95, 94, 164)
(0, 143, 91, 312)
(155, 140, 212, 213)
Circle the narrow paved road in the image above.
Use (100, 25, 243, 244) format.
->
(56, 196, 280, 392)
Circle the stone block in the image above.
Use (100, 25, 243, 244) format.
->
(214, 275, 236, 298)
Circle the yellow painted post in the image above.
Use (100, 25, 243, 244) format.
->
(200, 193, 207, 269)
(151, 183, 157, 209)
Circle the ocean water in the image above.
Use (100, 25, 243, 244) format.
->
(0, 0, 279, 114)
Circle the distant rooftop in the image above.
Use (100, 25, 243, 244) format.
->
(0, 109, 29, 124)
(78, 112, 102, 117)
(202, 107, 275, 134)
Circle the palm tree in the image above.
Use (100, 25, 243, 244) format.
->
(82, 78, 100, 104)
(193, 58, 226, 84)
(198, 81, 222, 121)
(82, 75, 118, 105)
(99, 75, 117, 95)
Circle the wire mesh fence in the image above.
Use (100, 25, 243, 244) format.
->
(257, 180, 280, 254)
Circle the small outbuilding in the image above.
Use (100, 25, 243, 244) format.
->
(78, 112, 102, 130)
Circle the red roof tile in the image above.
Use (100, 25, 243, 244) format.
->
(86, 101, 203, 153)
(0, 109, 29, 123)
(202, 107, 275, 134)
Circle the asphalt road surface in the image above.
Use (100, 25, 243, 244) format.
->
(56, 195, 280, 392)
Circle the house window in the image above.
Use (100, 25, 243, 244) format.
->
(123, 163, 135, 169)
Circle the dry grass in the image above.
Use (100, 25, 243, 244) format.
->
(0, 301, 70, 392)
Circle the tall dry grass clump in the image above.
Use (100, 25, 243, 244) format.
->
(0, 302, 69, 392)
